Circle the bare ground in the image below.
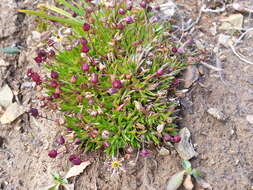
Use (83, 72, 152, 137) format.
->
(0, 0, 253, 190)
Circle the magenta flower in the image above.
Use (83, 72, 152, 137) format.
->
(29, 108, 39, 117)
(80, 38, 88, 45)
(140, 1, 147, 8)
(71, 158, 82, 165)
(31, 73, 42, 85)
(156, 68, 164, 76)
(82, 45, 90, 53)
(48, 150, 58, 158)
(125, 16, 134, 24)
(50, 71, 59, 79)
(107, 88, 118, 95)
(50, 80, 58, 88)
(83, 23, 90, 31)
(118, 8, 126, 15)
(90, 73, 98, 84)
(34, 56, 43, 64)
(112, 80, 122, 89)
(56, 136, 65, 145)
(27, 68, 34, 78)
(171, 47, 177, 53)
(117, 23, 125, 30)
(140, 149, 151, 157)
(81, 63, 89, 72)
(48, 49, 56, 57)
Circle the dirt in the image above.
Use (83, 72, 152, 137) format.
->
(0, 0, 253, 190)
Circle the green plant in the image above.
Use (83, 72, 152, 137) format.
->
(21, 0, 186, 157)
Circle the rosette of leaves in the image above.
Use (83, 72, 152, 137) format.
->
(20, 0, 185, 156)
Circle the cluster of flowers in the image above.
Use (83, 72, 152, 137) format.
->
(26, 0, 186, 162)
(48, 134, 84, 165)
(34, 49, 55, 64)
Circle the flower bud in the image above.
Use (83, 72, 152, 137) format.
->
(90, 73, 98, 84)
(48, 150, 58, 158)
(82, 23, 90, 31)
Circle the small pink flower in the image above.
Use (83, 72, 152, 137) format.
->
(125, 16, 134, 24)
(48, 150, 58, 158)
(82, 23, 90, 31)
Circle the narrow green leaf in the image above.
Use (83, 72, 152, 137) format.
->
(56, 0, 84, 16)
(182, 160, 192, 170)
(41, 4, 73, 18)
(48, 185, 59, 190)
(18, 10, 83, 27)
(0, 46, 21, 54)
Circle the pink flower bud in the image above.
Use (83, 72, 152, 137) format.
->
(82, 23, 90, 31)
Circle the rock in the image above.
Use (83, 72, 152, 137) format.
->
(218, 34, 233, 48)
(220, 14, 244, 30)
(184, 65, 199, 88)
(183, 175, 194, 190)
(0, 58, 9, 66)
(246, 115, 253, 124)
(0, 103, 26, 124)
(153, 0, 176, 19)
(159, 147, 170, 156)
(21, 82, 36, 89)
(31, 31, 41, 41)
(175, 128, 198, 160)
(207, 108, 227, 121)
(0, 85, 13, 108)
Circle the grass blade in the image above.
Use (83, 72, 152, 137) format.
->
(18, 10, 84, 27)
(56, 0, 84, 16)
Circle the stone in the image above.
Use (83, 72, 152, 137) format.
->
(207, 108, 227, 121)
(184, 65, 199, 88)
(159, 147, 170, 156)
(0, 58, 9, 66)
(175, 128, 198, 160)
(246, 115, 253, 124)
(0, 103, 26, 124)
(220, 14, 244, 30)
(0, 85, 13, 108)
(218, 34, 233, 48)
